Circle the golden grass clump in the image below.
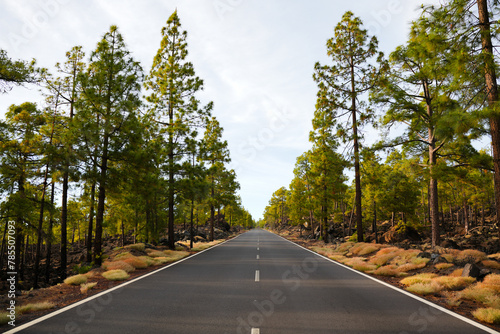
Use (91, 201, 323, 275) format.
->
(80, 282, 98, 294)
(433, 276, 476, 291)
(18, 302, 55, 314)
(441, 253, 456, 263)
(102, 269, 130, 281)
(334, 242, 355, 254)
(456, 249, 487, 263)
(0, 312, 10, 325)
(350, 243, 384, 256)
(472, 308, 500, 324)
(369, 247, 402, 266)
(102, 260, 135, 273)
(161, 250, 190, 262)
(124, 243, 145, 252)
(401, 273, 438, 286)
(343, 257, 377, 272)
(435, 263, 454, 270)
(191, 240, 224, 252)
(483, 274, 500, 287)
(146, 249, 166, 258)
(488, 253, 500, 260)
(406, 281, 443, 295)
(122, 256, 148, 269)
(329, 254, 347, 262)
(64, 274, 88, 286)
(460, 283, 498, 304)
(449, 268, 463, 277)
(482, 260, 500, 270)
(371, 265, 402, 277)
(137, 256, 156, 266)
(114, 252, 134, 260)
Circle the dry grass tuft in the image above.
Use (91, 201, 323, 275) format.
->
(400, 273, 438, 286)
(449, 268, 463, 277)
(460, 283, 498, 304)
(329, 254, 347, 262)
(369, 247, 403, 266)
(488, 253, 500, 260)
(102, 269, 130, 281)
(441, 253, 456, 263)
(372, 265, 402, 277)
(0, 312, 11, 325)
(435, 263, 454, 270)
(123, 256, 148, 269)
(80, 282, 97, 294)
(102, 260, 135, 273)
(483, 274, 500, 287)
(405, 281, 443, 295)
(342, 257, 377, 272)
(124, 243, 146, 252)
(350, 243, 384, 256)
(456, 249, 487, 263)
(137, 256, 156, 266)
(485, 295, 500, 309)
(472, 308, 500, 324)
(146, 249, 166, 258)
(433, 276, 476, 291)
(160, 250, 190, 262)
(190, 241, 218, 251)
(18, 302, 55, 314)
(334, 242, 355, 254)
(114, 252, 134, 260)
(64, 274, 87, 286)
(482, 260, 500, 270)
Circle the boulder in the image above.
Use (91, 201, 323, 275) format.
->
(462, 263, 481, 279)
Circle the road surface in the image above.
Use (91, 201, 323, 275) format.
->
(6, 229, 498, 334)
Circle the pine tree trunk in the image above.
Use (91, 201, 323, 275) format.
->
(351, 57, 363, 242)
(94, 133, 108, 266)
(45, 181, 55, 283)
(86, 181, 95, 263)
(210, 176, 215, 242)
(478, 0, 500, 241)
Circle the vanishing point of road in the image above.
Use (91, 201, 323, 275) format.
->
(6, 229, 499, 334)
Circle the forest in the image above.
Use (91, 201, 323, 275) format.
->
(262, 0, 500, 251)
(0, 11, 254, 289)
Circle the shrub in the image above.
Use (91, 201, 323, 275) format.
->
(161, 251, 190, 262)
(73, 264, 92, 274)
(397, 262, 428, 273)
(485, 295, 500, 309)
(123, 256, 148, 269)
(406, 281, 443, 295)
(435, 263, 454, 270)
(441, 253, 456, 263)
(18, 302, 55, 314)
(124, 243, 145, 252)
(80, 282, 97, 294)
(472, 308, 500, 324)
(64, 274, 87, 286)
(102, 269, 130, 281)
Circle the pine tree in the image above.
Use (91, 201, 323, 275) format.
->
(76, 26, 143, 265)
(313, 11, 381, 242)
(0, 49, 38, 93)
(144, 11, 212, 249)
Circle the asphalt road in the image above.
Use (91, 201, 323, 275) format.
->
(6, 229, 499, 334)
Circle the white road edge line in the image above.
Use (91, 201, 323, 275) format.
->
(271, 231, 500, 334)
(4, 234, 244, 334)
(255, 270, 260, 282)
(251, 328, 260, 334)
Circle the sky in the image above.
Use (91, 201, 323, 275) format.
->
(0, 0, 439, 220)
